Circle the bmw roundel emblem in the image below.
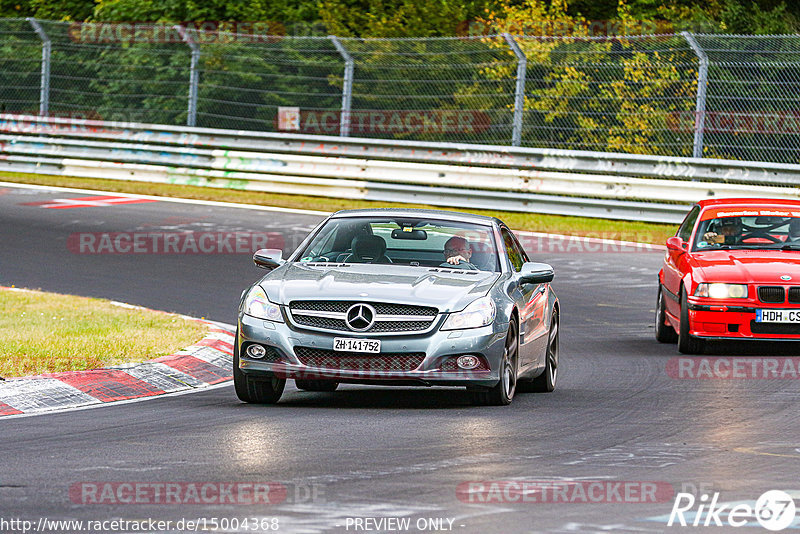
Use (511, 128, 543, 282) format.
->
(781, 275, 792, 281)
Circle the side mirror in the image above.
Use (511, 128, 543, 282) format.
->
(253, 248, 284, 270)
(519, 262, 554, 285)
(666, 236, 688, 253)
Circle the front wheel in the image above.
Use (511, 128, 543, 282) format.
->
(678, 287, 705, 355)
(233, 331, 286, 404)
(655, 285, 679, 343)
(472, 321, 518, 406)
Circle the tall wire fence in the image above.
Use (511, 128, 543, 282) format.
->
(2, 19, 800, 163)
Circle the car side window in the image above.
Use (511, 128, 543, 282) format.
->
(677, 205, 700, 243)
(511, 232, 530, 264)
(502, 229, 525, 272)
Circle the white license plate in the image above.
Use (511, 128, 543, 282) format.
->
(756, 309, 800, 323)
(333, 338, 381, 353)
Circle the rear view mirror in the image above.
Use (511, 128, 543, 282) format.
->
(391, 228, 427, 240)
(519, 262, 554, 285)
(754, 216, 783, 226)
(253, 248, 284, 270)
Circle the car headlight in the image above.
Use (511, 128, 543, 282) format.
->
(441, 297, 496, 330)
(694, 283, 748, 299)
(243, 286, 284, 322)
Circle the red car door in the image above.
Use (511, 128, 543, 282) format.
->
(663, 205, 700, 318)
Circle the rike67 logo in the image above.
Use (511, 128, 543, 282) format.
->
(668, 490, 797, 531)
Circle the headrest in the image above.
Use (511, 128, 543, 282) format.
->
(351, 235, 386, 262)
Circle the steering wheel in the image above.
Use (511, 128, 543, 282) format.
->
(740, 227, 782, 243)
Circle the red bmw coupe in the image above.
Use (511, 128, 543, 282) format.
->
(656, 198, 800, 354)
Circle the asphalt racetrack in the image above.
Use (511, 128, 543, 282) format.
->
(1, 183, 799, 533)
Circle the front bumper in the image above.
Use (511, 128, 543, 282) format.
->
(237, 313, 509, 387)
(688, 301, 800, 340)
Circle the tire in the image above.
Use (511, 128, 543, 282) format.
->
(295, 379, 339, 392)
(655, 285, 679, 343)
(678, 287, 705, 355)
(524, 309, 559, 393)
(233, 331, 286, 404)
(472, 321, 518, 406)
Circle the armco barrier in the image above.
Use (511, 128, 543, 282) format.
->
(2, 114, 799, 224)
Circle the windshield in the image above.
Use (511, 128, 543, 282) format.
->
(693, 214, 800, 251)
(296, 217, 500, 271)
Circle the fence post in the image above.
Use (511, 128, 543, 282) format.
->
(330, 35, 354, 137)
(682, 31, 709, 159)
(27, 18, 51, 116)
(504, 33, 527, 147)
(175, 25, 200, 127)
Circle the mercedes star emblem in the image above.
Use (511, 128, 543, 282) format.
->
(346, 303, 376, 331)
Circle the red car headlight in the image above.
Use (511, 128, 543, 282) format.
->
(694, 283, 748, 299)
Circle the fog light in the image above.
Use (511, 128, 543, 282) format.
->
(247, 344, 267, 359)
(456, 355, 480, 370)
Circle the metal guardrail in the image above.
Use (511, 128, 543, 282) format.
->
(1, 114, 799, 224)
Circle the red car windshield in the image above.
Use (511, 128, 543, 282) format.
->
(693, 215, 800, 251)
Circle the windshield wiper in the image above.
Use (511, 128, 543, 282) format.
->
(706, 244, 771, 250)
(781, 244, 800, 251)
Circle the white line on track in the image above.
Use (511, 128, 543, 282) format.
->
(0, 181, 330, 216)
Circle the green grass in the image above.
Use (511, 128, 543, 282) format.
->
(0, 171, 678, 243)
(0, 287, 206, 378)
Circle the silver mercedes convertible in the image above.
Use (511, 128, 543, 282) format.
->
(235, 208, 559, 406)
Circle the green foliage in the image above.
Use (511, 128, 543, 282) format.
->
(0, 0, 33, 17)
(28, 0, 93, 20)
(716, 0, 798, 34)
(93, 0, 323, 25)
(318, 0, 496, 37)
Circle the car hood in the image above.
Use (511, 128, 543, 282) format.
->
(692, 250, 800, 284)
(260, 263, 500, 313)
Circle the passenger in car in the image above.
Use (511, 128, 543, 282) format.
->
(787, 219, 800, 242)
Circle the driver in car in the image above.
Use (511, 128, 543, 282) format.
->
(703, 217, 743, 245)
(442, 236, 478, 269)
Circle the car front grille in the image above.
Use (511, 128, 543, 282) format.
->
(294, 347, 425, 372)
(291, 301, 437, 316)
(750, 321, 800, 335)
(288, 301, 438, 334)
(789, 287, 800, 303)
(758, 286, 786, 303)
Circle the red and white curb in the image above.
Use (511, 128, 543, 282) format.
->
(0, 315, 235, 418)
